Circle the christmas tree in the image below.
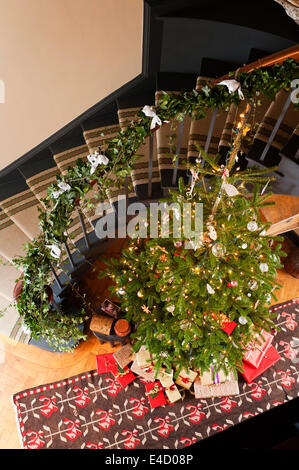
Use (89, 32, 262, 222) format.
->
(104, 105, 286, 378)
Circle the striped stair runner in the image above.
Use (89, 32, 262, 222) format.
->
(118, 107, 163, 200)
(187, 76, 229, 166)
(155, 91, 191, 188)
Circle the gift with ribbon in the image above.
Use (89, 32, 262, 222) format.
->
(175, 368, 197, 390)
(136, 347, 155, 370)
(110, 362, 136, 388)
(144, 381, 166, 409)
(207, 311, 237, 335)
(200, 365, 229, 386)
(194, 371, 239, 398)
(158, 369, 181, 403)
(243, 329, 274, 369)
(241, 345, 281, 383)
(130, 356, 156, 382)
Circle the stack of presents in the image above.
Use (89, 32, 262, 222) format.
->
(95, 326, 281, 409)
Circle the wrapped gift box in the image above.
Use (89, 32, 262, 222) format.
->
(241, 345, 281, 383)
(208, 312, 237, 335)
(113, 343, 135, 369)
(158, 369, 181, 403)
(145, 381, 166, 409)
(194, 371, 239, 399)
(130, 357, 156, 382)
(200, 366, 230, 386)
(136, 348, 154, 369)
(110, 363, 136, 388)
(243, 329, 274, 369)
(96, 353, 117, 374)
(175, 368, 197, 390)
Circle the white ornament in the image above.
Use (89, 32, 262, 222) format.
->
(247, 221, 258, 232)
(206, 283, 215, 295)
(259, 263, 269, 273)
(142, 105, 169, 130)
(241, 243, 248, 249)
(247, 293, 252, 297)
(117, 288, 125, 295)
(87, 151, 109, 174)
(239, 316, 247, 325)
(207, 223, 217, 241)
(260, 229, 266, 236)
(223, 182, 239, 197)
(166, 305, 175, 313)
(217, 79, 244, 100)
(46, 244, 61, 259)
(212, 242, 226, 257)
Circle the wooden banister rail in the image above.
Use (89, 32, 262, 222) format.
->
(212, 44, 299, 84)
(266, 213, 299, 236)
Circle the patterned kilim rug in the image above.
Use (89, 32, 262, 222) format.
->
(12, 299, 299, 450)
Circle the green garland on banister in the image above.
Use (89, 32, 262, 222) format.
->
(11, 59, 298, 351)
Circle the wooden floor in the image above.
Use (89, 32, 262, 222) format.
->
(0, 196, 299, 449)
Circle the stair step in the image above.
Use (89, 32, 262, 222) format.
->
(83, 122, 138, 211)
(156, 72, 198, 91)
(279, 124, 299, 164)
(0, 261, 21, 302)
(81, 102, 119, 131)
(247, 48, 271, 63)
(0, 293, 30, 345)
(0, 210, 31, 263)
(117, 107, 163, 200)
(155, 91, 191, 187)
(247, 89, 297, 167)
(188, 76, 229, 165)
(0, 169, 42, 241)
(200, 58, 241, 78)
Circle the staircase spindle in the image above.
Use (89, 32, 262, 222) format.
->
(77, 208, 90, 250)
(202, 107, 218, 166)
(50, 265, 63, 289)
(260, 92, 293, 163)
(64, 241, 75, 269)
(148, 134, 154, 197)
(172, 118, 185, 186)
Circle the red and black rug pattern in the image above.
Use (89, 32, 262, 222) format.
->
(12, 299, 299, 449)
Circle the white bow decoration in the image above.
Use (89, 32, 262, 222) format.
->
(142, 105, 169, 130)
(51, 181, 71, 199)
(46, 244, 61, 259)
(87, 151, 109, 175)
(217, 79, 244, 100)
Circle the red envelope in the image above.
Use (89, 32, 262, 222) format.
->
(240, 345, 281, 383)
(145, 381, 166, 409)
(110, 362, 136, 388)
(96, 353, 117, 374)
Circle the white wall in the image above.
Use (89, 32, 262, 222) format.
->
(0, 0, 143, 170)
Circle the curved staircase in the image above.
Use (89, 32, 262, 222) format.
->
(0, 2, 298, 350)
